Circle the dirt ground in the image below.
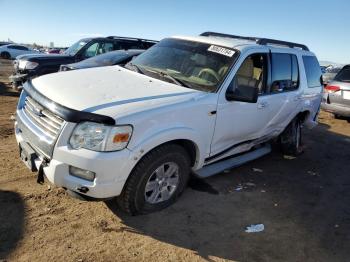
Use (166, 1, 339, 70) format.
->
(0, 58, 350, 262)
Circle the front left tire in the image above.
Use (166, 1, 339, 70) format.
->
(0, 52, 11, 59)
(117, 144, 191, 215)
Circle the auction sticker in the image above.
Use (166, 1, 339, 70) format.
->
(208, 45, 235, 57)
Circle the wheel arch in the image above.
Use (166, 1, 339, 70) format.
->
(296, 110, 311, 124)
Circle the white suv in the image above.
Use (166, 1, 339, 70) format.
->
(15, 32, 323, 215)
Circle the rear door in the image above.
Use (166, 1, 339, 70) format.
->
(263, 51, 302, 131)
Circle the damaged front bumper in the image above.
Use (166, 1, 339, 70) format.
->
(9, 73, 28, 90)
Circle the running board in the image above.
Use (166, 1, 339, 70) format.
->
(194, 144, 271, 178)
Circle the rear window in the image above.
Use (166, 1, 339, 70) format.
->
(302, 56, 322, 88)
(334, 66, 350, 83)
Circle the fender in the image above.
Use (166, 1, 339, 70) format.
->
(127, 126, 207, 170)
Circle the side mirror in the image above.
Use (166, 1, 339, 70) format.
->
(226, 84, 259, 103)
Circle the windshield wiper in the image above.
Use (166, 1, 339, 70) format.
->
(148, 69, 192, 88)
(125, 62, 145, 75)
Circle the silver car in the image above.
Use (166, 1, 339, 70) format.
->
(322, 65, 350, 118)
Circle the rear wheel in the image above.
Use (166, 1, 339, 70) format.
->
(117, 144, 191, 215)
(0, 52, 11, 59)
(333, 114, 341, 119)
(280, 118, 302, 156)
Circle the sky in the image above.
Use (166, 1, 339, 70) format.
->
(0, 0, 349, 64)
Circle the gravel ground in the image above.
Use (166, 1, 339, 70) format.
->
(0, 58, 350, 262)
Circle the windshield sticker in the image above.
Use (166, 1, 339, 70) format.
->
(208, 45, 235, 57)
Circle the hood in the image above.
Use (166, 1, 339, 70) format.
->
(31, 66, 203, 119)
(17, 53, 74, 63)
(65, 60, 107, 70)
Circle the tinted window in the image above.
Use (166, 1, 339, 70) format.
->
(17, 46, 28, 50)
(141, 42, 156, 49)
(271, 53, 299, 92)
(334, 66, 350, 83)
(302, 56, 322, 88)
(229, 53, 267, 95)
(119, 40, 142, 50)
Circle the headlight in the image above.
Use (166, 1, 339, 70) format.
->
(18, 60, 39, 70)
(69, 122, 132, 152)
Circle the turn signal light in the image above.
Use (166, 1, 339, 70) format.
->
(113, 133, 130, 143)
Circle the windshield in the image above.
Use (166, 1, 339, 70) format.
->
(64, 40, 88, 56)
(128, 38, 237, 92)
(334, 66, 350, 82)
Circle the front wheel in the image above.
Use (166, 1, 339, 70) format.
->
(0, 52, 11, 59)
(280, 118, 302, 156)
(117, 144, 191, 215)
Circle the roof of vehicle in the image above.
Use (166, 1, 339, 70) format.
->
(172, 32, 313, 54)
(3, 44, 28, 47)
(80, 36, 158, 43)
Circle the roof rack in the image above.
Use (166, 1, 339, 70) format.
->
(106, 36, 158, 43)
(200, 32, 309, 51)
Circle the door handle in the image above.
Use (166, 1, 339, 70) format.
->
(258, 101, 268, 109)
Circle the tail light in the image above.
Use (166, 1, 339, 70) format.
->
(324, 85, 340, 93)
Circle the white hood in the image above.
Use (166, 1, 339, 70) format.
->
(31, 66, 202, 119)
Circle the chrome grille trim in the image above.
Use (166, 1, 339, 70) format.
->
(23, 96, 64, 139)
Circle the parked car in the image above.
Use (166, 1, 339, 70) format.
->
(0, 44, 40, 59)
(46, 48, 61, 54)
(15, 32, 322, 215)
(10, 36, 157, 89)
(59, 49, 144, 71)
(321, 65, 350, 118)
(322, 66, 342, 84)
(0, 41, 12, 47)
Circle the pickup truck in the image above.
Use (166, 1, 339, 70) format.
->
(15, 32, 323, 215)
(10, 36, 157, 89)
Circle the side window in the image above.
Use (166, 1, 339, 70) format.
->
(119, 41, 141, 50)
(84, 42, 99, 58)
(17, 46, 28, 51)
(229, 53, 267, 95)
(302, 56, 322, 88)
(271, 53, 299, 93)
(97, 42, 114, 55)
(141, 42, 155, 49)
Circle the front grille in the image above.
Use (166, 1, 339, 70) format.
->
(23, 96, 64, 139)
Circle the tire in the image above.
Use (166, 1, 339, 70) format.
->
(117, 144, 191, 215)
(0, 52, 11, 59)
(280, 118, 302, 156)
(333, 114, 341, 119)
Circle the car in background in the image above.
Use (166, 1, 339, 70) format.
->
(10, 36, 157, 89)
(46, 48, 61, 54)
(0, 41, 12, 47)
(322, 65, 350, 119)
(0, 44, 40, 59)
(322, 65, 342, 84)
(59, 49, 144, 71)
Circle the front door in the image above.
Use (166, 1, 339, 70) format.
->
(210, 52, 277, 156)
